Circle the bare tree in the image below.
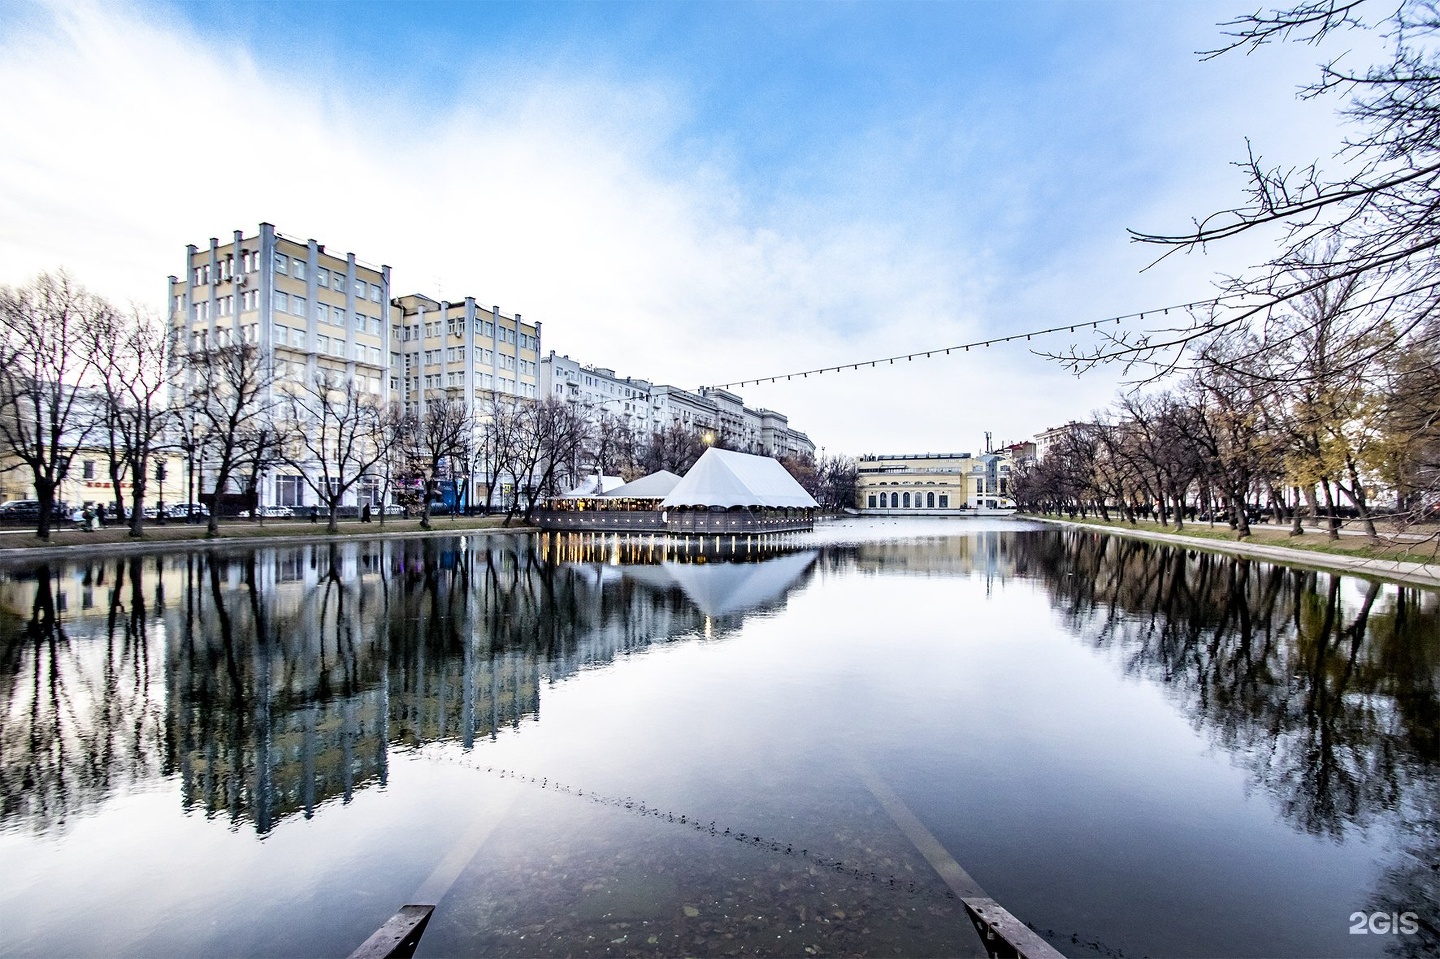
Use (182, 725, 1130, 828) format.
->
(278, 368, 388, 534)
(400, 395, 474, 530)
(638, 421, 708, 475)
(89, 307, 176, 537)
(186, 342, 275, 536)
(0, 272, 111, 539)
(477, 395, 525, 514)
(504, 397, 590, 526)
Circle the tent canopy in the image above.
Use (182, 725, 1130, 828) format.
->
(660, 448, 819, 509)
(603, 470, 681, 499)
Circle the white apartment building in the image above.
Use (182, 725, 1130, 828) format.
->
(169, 224, 540, 511)
(540, 352, 816, 460)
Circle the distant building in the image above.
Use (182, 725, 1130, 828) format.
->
(1033, 423, 1083, 463)
(539, 352, 816, 459)
(856, 450, 1016, 513)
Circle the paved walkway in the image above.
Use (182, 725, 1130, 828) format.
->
(1031, 516, 1440, 589)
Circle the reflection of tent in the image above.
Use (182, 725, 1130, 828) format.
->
(604, 470, 681, 500)
(660, 449, 819, 509)
(564, 475, 625, 497)
(656, 550, 819, 617)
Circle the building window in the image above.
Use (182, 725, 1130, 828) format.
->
(276, 475, 305, 507)
(939, 494, 949, 508)
(867, 494, 876, 509)
(927, 492, 935, 508)
(274, 291, 288, 313)
(317, 267, 329, 288)
(370, 283, 382, 302)
(316, 335, 329, 354)
(82, 460, 95, 479)
(292, 259, 306, 280)
(274, 253, 287, 274)
(292, 295, 307, 316)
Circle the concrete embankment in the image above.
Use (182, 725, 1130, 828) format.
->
(0, 522, 540, 564)
(1028, 515, 1440, 590)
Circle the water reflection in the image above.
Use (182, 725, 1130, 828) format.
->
(1, 525, 1436, 958)
(1, 534, 820, 838)
(1024, 529, 1439, 957)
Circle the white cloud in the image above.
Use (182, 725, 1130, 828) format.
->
(0, 0, 1361, 456)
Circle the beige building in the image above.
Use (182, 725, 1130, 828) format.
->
(169, 224, 540, 510)
(857, 451, 1016, 513)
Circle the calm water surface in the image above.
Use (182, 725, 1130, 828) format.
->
(1, 518, 1436, 958)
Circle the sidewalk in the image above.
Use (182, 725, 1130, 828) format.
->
(1030, 516, 1440, 589)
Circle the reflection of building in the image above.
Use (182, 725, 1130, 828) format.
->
(857, 451, 1016, 513)
(1, 533, 822, 839)
(850, 531, 1023, 579)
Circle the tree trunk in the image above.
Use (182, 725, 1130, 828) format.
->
(1319, 478, 1341, 540)
(1341, 454, 1379, 539)
(327, 499, 339, 535)
(34, 478, 56, 540)
(128, 479, 147, 538)
(1290, 485, 1305, 536)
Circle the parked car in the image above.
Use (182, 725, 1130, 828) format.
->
(383, 503, 406, 515)
(166, 503, 209, 518)
(0, 500, 42, 517)
(257, 505, 293, 518)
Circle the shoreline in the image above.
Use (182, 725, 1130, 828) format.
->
(0, 520, 540, 564)
(1026, 515, 1440, 589)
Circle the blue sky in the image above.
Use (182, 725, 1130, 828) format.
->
(0, 0, 1359, 455)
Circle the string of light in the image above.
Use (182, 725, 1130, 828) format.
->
(702, 294, 1245, 391)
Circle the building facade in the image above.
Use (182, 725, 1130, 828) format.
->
(168, 224, 540, 510)
(539, 352, 816, 460)
(856, 451, 1016, 513)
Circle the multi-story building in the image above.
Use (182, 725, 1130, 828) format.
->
(541, 353, 653, 434)
(539, 352, 816, 460)
(168, 224, 540, 510)
(857, 450, 1016, 513)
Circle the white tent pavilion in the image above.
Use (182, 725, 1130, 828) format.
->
(660, 448, 819, 510)
(603, 470, 681, 501)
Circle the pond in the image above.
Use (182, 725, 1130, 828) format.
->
(0, 518, 1436, 958)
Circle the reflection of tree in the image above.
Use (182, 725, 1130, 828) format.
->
(1, 534, 822, 838)
(1015, 529, 1439, 935)
(0, 559, 169, 834)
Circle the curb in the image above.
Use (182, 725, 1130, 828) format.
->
(0, 525, 541, 565)
(1028, 516, 1440, 589)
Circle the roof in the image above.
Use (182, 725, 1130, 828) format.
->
(660, 448, 819, 509)
(563, 474, 626, 497)
(660, 550, 819, 617)
(604, 470, 681, 499)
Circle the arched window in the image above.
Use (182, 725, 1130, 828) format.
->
(903, 492, 911, 508)
(927, 492, 935, 508)
(891, 492, 899, 508)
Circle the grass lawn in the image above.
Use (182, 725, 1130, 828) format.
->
(1025, 513, 1440, 567)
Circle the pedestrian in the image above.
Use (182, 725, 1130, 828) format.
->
(362, 503, 372, 523)
(310, 506, 319, 524)
(95, 503, 106, 527)
(81, 505, 94, 530)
